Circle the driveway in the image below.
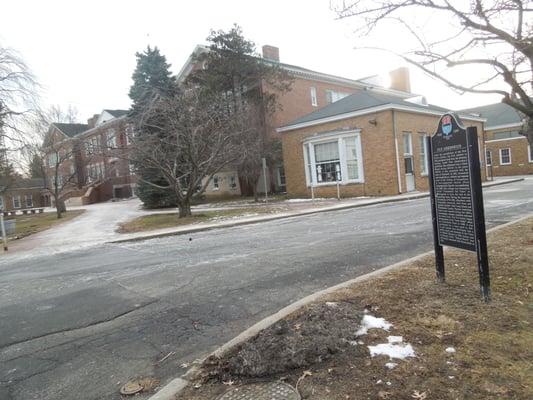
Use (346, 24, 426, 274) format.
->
(0, 177, 531, 400)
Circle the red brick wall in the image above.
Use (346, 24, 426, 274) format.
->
(484, 127, 533, 176)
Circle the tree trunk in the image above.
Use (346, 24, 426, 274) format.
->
(178, 199, 192, 218)
(55, 199, 66, 219)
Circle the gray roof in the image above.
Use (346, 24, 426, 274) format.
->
(285, 90, 449, 127)
(459, 102, 522, 128)
(53, 123, 89, 137)
(104, 109, 129, 118)
(10, 178, 45, 190)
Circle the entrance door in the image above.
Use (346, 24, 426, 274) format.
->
(403, 133, 415, 192)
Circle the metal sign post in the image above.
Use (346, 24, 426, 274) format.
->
(261, 157, 268, 203)
(428, 113, 490, 302)
(0, 213, 8, 252)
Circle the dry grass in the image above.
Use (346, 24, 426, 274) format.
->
(5, 210, 85, 240)
(116, 208, 281, 233)
(179, 218, 532, 400)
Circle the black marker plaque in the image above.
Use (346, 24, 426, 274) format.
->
(427, 113, 491, 302)
(431, 114, 476, 251)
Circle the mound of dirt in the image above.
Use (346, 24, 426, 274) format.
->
(202, 301, 365, 381)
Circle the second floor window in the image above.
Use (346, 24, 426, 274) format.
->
(310, 87, 317, 107)
(325, 90, 350, 104)
(107, 129, 117, 148)
(48, 153, 58, 167)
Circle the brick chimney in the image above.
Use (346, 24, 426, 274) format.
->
(389, 67, 411, 93)
(87, 114, 99, 129)
(262, 45, 280, 62)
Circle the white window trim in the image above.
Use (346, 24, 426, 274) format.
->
(25, 194, 33, 208)
(486, 150, 492, 166)
(419, 134, 429, 176)
(528, 144, 533, 163)
(13, 195, 21, 209)
(302, 130, 364, 187)
(499, 148, 512, 165)
(310, 87, 318, 107)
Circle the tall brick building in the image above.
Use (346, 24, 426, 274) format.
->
(43, 109, 137, 205)
(461, 103, 533, 177)
(177, 45, 413, 195)
(277, 91, 486, 198)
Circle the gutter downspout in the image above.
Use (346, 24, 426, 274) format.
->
(392, 109, 403, 193)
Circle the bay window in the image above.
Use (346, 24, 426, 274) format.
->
(303, 132, 363, 186)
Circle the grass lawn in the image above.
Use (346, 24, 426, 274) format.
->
(180, 217, 532, 400)
(116, 208, 279, 234)
(5, 210, 85, 240)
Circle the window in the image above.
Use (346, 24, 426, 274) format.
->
(303, 132, 363, 186)
(403, 133, 413, 155)
(0, 196, 4, 210)
(86, 162, 105, 182)
(493, 130, 522, 140)
(325, 90, 350, 104)
(419, 134, 428, 175)
(107, 129, 117, 148)
(310, 87, 317, 107)
(13, 195, 21, 209)
(486, 150, 492, 166)
(48, 153, 58, 167)
(125, 124, 135, 145)
(229, 175, 237, 189)
(213, 176, 219, 190)
(499, 148, 511, 165)
(529, 144, 533, 163)
(129, 162, 135, 175)
(25, 194, 33, 208)
(277, 167, 286, 191)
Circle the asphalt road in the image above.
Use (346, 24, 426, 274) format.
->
(0, 178, 532, 400)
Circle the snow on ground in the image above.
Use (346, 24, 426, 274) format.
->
(445, 347, 456, 353)
(368, 336, 416, 360)
(356, 314, 393, 335)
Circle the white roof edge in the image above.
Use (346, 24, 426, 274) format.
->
(176, 45, 209, 82)
(276, 104, 486, 133)
(484, 122, 523, 131)
(175, 45, 415, 98)
(78, 115, 127, 138)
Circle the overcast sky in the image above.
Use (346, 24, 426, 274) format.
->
(1, 0, 502, 122)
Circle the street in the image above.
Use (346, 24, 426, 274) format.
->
(0, 178, 532, 400)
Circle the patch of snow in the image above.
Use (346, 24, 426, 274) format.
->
(385, 362, 398, 369)
(368, 343, 416, 360)
(325, 301, 338, 308)
(445, 347, 456, 353)
(386, 381, 392, 386)
(356, 314, 392, 335)
(387, 336, 403, 343)
(376, 379, 383, 384)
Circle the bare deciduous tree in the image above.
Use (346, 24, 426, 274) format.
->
(331, 0, 533, 146)
(0, 45, 39, 146)
(130, 87, 248, 217)
(24, 105, 84, 218)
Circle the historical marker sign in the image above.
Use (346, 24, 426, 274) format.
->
(427, 113, 491, 301)
(431, 114, 476, 251)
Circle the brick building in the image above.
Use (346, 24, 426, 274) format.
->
(0, 178, 46, 212)
(177, 45, 413, 196)
(44, 109, 137, 205)
(277, 91, 486, 198)
(461, 102, 532, 177)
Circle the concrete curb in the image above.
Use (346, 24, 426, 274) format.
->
(111, 178, 523, 246)
(148, 210, 532, 400)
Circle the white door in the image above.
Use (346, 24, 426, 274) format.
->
(403, 133, 415, 192)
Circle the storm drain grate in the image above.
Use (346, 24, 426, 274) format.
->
(216, 382, 300, 400)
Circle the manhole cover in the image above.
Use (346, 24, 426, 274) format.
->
(216, 382, 300, 400)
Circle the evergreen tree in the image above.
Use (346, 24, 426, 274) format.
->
(189, 25, 292, 199)
(29, 153, 44, 179)
(129, 46, 178, 208)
